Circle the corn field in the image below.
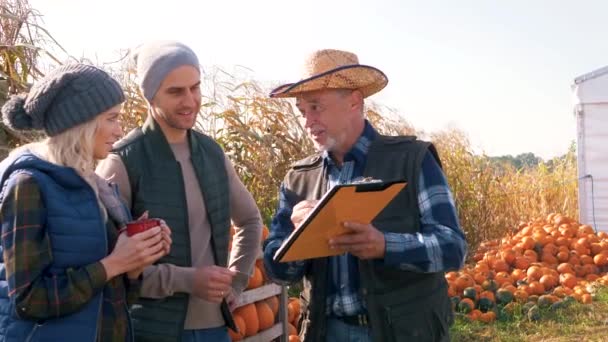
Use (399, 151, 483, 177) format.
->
(0, 0, 578, 257)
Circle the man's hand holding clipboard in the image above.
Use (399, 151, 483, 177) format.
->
(292, 200, 386, 259)
(328, 221, 387, 259)
(291, 200, 319, 228)
(273, 179, 407, 263)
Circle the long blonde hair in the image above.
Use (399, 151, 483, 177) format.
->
(19, 117, 99, 178)
(13, 116, 108, 218)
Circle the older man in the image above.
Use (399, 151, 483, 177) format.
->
(263, 49, 467, 342)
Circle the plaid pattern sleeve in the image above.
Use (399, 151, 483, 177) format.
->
(262, 184, 309, 285)
(383, 152, 468, 273)
(0, 172, 107, 320)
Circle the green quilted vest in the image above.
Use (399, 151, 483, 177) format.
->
(113, 117, 234, 341)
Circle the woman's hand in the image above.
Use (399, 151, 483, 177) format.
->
(125, 220, 172, 279)
(100, 226, 165, 279)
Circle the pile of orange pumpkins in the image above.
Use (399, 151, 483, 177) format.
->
(446, 213, 608, 322)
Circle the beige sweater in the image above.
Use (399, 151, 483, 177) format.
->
(96, 141, 262, 329)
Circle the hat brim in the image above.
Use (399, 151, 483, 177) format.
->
(269, 64, 388, 99)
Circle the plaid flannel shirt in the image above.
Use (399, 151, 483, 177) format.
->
(263, 121, 467, 317)
(0, 173, 141, 342)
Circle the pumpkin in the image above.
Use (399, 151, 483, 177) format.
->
(501, 249, 517, 265)
(289, 299, 301, 314)
(477, 298, 494, 313)
(255, 301, 275, 331)
(559, 273, 577, 289)
(581, 293, 593, 304)
(288, 300, 301, 324)
(511, 269, 526, 282)
(586, 273, 600, 282)
(527, 305, 541, 321)
(478, 311, 496, 323)
(481, 279, 498, 292)
(445, 271, 459, 282)
(514, 256, 531, 270)
(522, 301, 536, 314)
(462, 287, 478, 301)
(500, 302, 518, 317)
(288, 323, 298, 336)
(468, 309, 482, 321)
(549, 300, 567, 311)
(495, 289, 513, 305)
(528, 281, 545, 296)
(557, 263, 574, 275)
(265, 296, 279, 317)
(457, 298, 475, 314)
(256, 259, 267, 284)
(228, 315, 246, 341)
(454, 275, 475, 292)
(246, 266, 264, 290)
(261, 225, 270, 241)
(539, 274, 557, 290)
(513, 289, 529, 303)
(233, 304, 259, 336)
(491, 259, 509, 273)
(556, 251, 569, 262)
(479, 290, 495, 302)
(537, 295, 556, 308)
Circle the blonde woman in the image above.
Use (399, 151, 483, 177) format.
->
(0, 63, 171, 342)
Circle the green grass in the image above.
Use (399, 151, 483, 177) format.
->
(450, 287, 608, 341)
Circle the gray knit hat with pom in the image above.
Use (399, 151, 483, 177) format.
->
(1, 63, 125, 136)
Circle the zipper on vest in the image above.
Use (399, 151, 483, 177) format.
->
(84, 182, 108, 341)
(175, 162, 190, 335)
(385, 306, 392, 326)
(25, 323, 42, 342)
(94, 295, 103, 340)
(125, 302, 134, 341)
(94, 213, 107, 340)
(176, 162, 192, 267)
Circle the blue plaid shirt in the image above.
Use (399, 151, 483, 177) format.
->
(263, 121, 467, 317)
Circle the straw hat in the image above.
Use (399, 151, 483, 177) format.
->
(269, 49, 388, 98)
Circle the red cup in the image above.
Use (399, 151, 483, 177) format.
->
(126, 218, 161, 236)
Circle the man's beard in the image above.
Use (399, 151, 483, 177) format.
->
(313, 135, 338, 152)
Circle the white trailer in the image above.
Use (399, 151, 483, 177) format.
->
(572, 66, 608, 232)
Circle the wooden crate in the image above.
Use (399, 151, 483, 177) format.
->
(235, 283, 289, 342)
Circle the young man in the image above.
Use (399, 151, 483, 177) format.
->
(96, 41, 263, 342)
(263, 49, 468, 342)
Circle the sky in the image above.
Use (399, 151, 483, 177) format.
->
(28, 0, 608, 159)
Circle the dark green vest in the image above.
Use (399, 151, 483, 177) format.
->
(113, 118, 234, 341)
(284, 135, 453, 342)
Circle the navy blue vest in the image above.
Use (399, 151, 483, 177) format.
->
(0, 152, 108, 342)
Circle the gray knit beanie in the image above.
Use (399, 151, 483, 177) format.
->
(1, 63, 125, 136)
(131, 40, 200, 102)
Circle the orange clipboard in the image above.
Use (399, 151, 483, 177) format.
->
(273, 179, 407, 263)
